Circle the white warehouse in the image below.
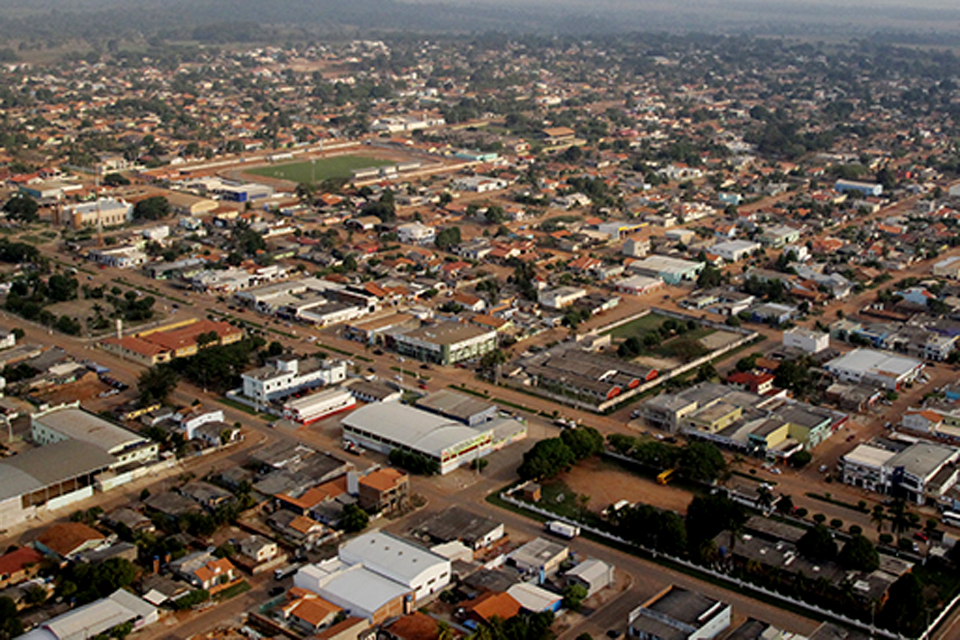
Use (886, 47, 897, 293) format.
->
(824, 349, 923, 391)
(241, 356, 347, 404)
(282, 387, 356, 425)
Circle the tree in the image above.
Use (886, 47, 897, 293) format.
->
(0, 596, 22, 640)
(517, 437, 576, 481)
(435, 226, 462, 250)
(838, 534, 879, 572)
(697, 264, 723, 288)
(878, 573, 926, 637)
(138, 365, 179, 404)
(562, 583, 588, 612)
(788, 450, 812, 468)
(560, 426, 604, 460)
(797, 525, 837, 562)
(685, 494, 747, 551)
(341, 504, 369, 533)
(2, 194, 39, 223)
(133, 196, 171, 220)
(678, 441, 726, 482)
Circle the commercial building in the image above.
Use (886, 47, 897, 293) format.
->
(32, 404, 159, 468)
(357, 468, 409, 514)
(628, 255, 704, 285)
(711, 239, 760, 263)
(388, 322, 497, 366)
(283, 387, 356, 425)
(782, 327, 830, 354)
(627, 585, 731, 640)
(639, 383, 844, 457)
(932, 256, 960, 280)
(824, 349, 924, 391)
(341, 403, 526, 476)
(88, 245, 148, 269)
(518, 347, 657, 406)
(834, 180, 883, 197)
(19, 589, 158, 640)
(840, 439, 959, 505)
(295, 531, 450, 622)
(614, 275, 665, 296)
(565, 558, 615, 597)
(66, 198, 133, 229)
(242, 356, 348, 404)
(413, 506, 505, 552)
(416, 389, 498, 427)
(538, 286, 587, 310)
(396, 222, 436, 246)
(101, 319, 243, 366)
(507, 538, 569, 582)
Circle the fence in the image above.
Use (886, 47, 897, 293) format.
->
(499, 487, 914, 640)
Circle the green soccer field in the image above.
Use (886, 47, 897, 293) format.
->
(245, 155, 395, 183)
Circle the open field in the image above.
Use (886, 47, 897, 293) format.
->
(601, 311, 720, 364)
(245, 155, 395, 183)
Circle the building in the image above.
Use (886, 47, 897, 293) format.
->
(357, 468, 409, 514)
(170, 551, 241, 595)
(614, 275, 665, 296)
(31, 404, 159, 468)
(783, 327, 830, 354)
(628, 255, 704, 285)
(824, 349, 924, 391)
(932, 256, 960, 280)
(388, 322, 497, 366)
(242, 356, 348, 404)
(283, 387, 356, 425)
(506, 582, 562, 613)
(88, 245, 148, 269)
(101, 319, 243, 366)
(0, 441, 117, 530)
(565, 558, 614, 597)
(622, 236, 651, 258)
(339, 531, 451, 601)
(538, 286, 587, 310)
(627, 585, 731, 640)
(18, 589, 158, 640)
(238, 535, 279, 563)
(281, 591, 343, 634)
(711, 240, 760, 263)
(834, 180, 883, 197)
(413, 506, 505, 552)
(507, 538, 569, 582)
(0, 547, 44, 588)
(342, 403, 503, 476)
(840, 440, 959, 505)
(520, 347, 657, 406)
(397, 222, 436, 246)
(416, 389, 498, 427)
(66, 198, 133, 229)
(34, 522, 105, 559)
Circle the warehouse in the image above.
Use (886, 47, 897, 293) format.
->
(342, 403, 508, 475)
(711, 239, 760, 263)
(416, 389, 498, 427)
(824, 349, 924, 391)
(31, 404, 159, 467)
(283, 387, 356, 425)
(614, 274, 664, 296)
(388, 322, 497, 366)
(628, 255, 704, 285)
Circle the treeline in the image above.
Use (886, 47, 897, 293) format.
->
(517, 426, 604, 481)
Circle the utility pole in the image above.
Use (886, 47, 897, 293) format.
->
(95, 163, 104, 247)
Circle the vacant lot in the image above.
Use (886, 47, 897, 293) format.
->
(556, 456, 696, 515)
(246, 155, 395, 183)
(602, 312, 719, 364)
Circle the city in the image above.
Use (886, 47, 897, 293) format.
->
(0, 18, 959, 640)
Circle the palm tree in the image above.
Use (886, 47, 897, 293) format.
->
(889, 499, 911, 539)
(437, 621, 454, 640)
(871, 505, 886, 533)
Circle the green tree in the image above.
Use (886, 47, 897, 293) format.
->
(2, 194, 39, 223)
(517, 437, 576, 481)
(878, 573, 926, 637)
(435, 226, 462, 250)
(562, 583, 588, 611)
(838, 534, 879, 572)
(797, 525, 837, 561)
(560, 426, 605, 460)
(133, 196, 171, 220)
(678, 441, 726, 482)
(341, 503, 369, 533)
(138, 365, 179, 404)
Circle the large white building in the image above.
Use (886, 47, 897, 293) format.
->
(628, 586, 731, 640)
(294, 531, 451, 623)
(31, 404, 159, 468)
(241, 356, 347, 404)
(66, 198, 133, 229)
(840, 440, 959, 505)
(397, 222, 436, 246)
(783, 328, 830, 354)
(710, 239, 760, 263)
(824, 349, 923, 391)
(283, 387, 356, 425)
(538, 286, 587, 310)
(20, 589, 158, 640)
(341, 402, 526, 475)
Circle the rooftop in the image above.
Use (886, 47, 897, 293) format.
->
(416, 389, 496, 422)
(342, 402, 491, 458)
(32, 406, 145, 454)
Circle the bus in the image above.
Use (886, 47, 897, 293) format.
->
(943, 511, 960, 528)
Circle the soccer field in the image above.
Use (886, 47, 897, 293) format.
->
(246, 155, 395, 183)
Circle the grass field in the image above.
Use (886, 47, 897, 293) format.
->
(604, 312, 669, 338)
(246, 155, 395, 183)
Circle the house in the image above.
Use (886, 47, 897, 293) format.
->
(783, 328, 830, 354)
(382, 611, 453, 640)
(462, 592, 523, 629)
(357, 468, 409, 514)
(507, 538, 568, 582)
(173, 552, 241, 595)
(281, 590, 343, 634)
(34, 522, 106, 560)
(414, 506, 505, 552)
(397, 222, 436, 246)
(0, 548, 43, 589)
(538, 286, 587, 310)
(238, 535, 279, 564)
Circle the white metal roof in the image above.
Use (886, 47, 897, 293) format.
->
(826, 349, 922, 379)
(341, 402, 490, 458)
(32, 406, 144, 454)
(506, 582, 561, 611)
(339, 530, 449, 588)
(843, 443, 896, 468)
